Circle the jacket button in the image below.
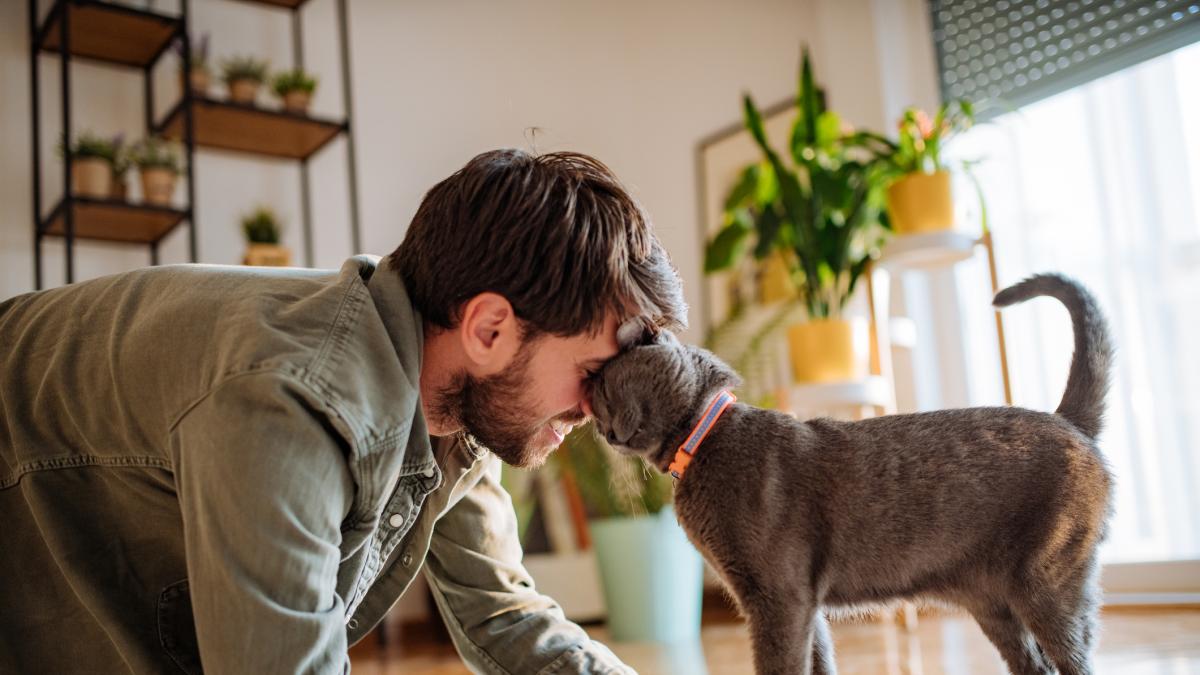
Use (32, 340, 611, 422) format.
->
(348, 619, 359, 630)
(401, 551, 413, 567)
(388, 513, 404, 528)
(422, 467, 435, 478)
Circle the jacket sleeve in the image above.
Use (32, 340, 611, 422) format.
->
(170, 371, 355, 674)
(423, 454, 635, 675)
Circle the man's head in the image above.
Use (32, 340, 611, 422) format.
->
(390, 148, 687, 467)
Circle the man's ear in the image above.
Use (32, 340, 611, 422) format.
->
(459, 292, 521, 375)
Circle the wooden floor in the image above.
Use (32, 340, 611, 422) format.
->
(349, 606, 1200, 674)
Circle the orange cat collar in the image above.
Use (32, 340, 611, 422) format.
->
(669, 389, 737, 480)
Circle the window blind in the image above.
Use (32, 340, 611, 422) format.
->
(929, 0, 1200, 118)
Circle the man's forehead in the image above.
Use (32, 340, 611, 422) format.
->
(573, 313, 625, 363)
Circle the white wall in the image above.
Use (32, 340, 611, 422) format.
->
(1, 0, 833, 349)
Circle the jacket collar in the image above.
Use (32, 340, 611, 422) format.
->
(361, 254, 424, 392)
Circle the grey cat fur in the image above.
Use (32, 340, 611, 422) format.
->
(590, 273, 1114, 675)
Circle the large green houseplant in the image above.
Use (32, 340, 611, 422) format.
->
(552, 424, 702, 643)
(705, 48, 894, 384)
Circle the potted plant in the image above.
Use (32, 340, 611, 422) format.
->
(174, 33, 211, 97)
(130, 137, 181, 206)
(271, 68, 318, 114)
(705, 48, 894, 384)
(110, 133, 131, 201)
(221, 55, 269, 105)
(553, 424, 703, 643)
(56, 131, 117, 199)
(885, 101, 974, 235)
(241, 206, 291, 266)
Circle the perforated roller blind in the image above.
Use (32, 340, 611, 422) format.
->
(929, 0, 1200, 119)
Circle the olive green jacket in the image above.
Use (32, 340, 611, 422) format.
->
(0, 256, 631, 675)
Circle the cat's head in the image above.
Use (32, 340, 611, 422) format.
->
(590, 321, 741, 468)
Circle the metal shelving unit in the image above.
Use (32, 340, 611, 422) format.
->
(29, 0, 362, 289)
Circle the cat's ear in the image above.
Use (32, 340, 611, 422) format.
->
(616, 319, 680, 350)
(652, 330, 681, 347)
(616, 318, 651, 349)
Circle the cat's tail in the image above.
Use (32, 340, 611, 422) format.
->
(993, 273, 1113, 440)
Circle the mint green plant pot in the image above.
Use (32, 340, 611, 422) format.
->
(589, 506, 704, 642)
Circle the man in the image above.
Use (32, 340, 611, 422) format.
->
(0, 149, 687, 673)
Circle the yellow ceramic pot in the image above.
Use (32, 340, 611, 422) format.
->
(243, 243, 291, 267)
(886, 170, 954, 235)
(786, 318, 866, 383)
(72, 158, 112, 199)
(758, 251, 796, 303)
(140, 168, 176, 206)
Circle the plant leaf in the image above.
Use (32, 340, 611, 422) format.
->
(723, 163, 760, 212)
(816, 111, 842, 149)
(705, 219, 753, 272)
(753, 205, 783, 259)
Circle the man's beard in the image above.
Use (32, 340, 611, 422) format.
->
(430, 340, 584, 468)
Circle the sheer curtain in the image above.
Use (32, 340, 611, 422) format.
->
(946, 40, 1200, 566)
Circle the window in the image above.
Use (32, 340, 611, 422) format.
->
(948, 40, 1200, 564)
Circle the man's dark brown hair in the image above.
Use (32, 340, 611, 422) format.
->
(390, 148, 687, 338)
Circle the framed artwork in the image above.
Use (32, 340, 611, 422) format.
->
(694, 98, 795, 334)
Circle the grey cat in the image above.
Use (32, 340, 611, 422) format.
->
(590, 274, 1114, 675)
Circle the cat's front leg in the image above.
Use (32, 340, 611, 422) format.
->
(740, 591, 819, 675)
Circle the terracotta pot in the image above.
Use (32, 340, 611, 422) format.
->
(71, 157, 111, 199)
(183, 68, 210, 97)
(282, 90, 311, 114)
(786, 318, 867, 384)
(140, 167, 177, 206)
(243, 243, 291, 267)
(886, 170, 955, 235)
(228, 78, 260, 104)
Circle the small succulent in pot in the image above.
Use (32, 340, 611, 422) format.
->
(271, 68, 318, 114)
(241, 206, 291, 267)
(129, 136, 182, 206)
(55, 131, 118, 199)
(173, 32, 211, 96)
(221, 55, 269, 105)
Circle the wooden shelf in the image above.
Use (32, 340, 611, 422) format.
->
(156, 97, 347, 160)
(42, 197, 187, 244)
(227, 0, 311, 8)
(39, 1, 180, 69)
